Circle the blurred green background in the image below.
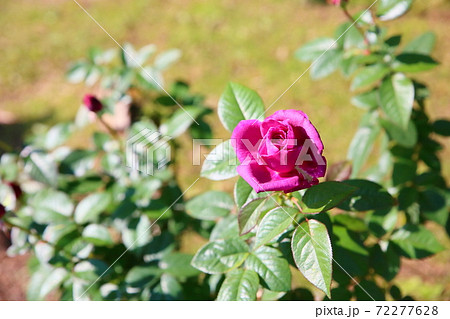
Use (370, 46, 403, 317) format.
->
(0, 0, 449, 300)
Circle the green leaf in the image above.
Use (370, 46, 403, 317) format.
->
(82, 224, 114, 246)
(340, 56, 358, 78)
(186, 191, 234, 220)
(255, 207, 296, 248)
(125, 265, 162, 288)
(66, 61, 89, 83)
(129, 120, 158, 137)
(238, 196, 274, 235)
(366, 208, 398, 238)
(217, 268, 259, 301)
(44, 123, 74, 150)
(347, 116, 380, 177)
(419, 188, 449, 225)
(25, 152, 58, 187)
(403, 32, 436, 55)
(0, 153, 19, 181)
(391, 224, 445, 259)
(122, 215, 152, 251)
(74, 192, 111, 224)
(310, 49, 343, 80)
(160, 105, 207, 138)
(151, 274, 183, 300)
(301, 181, 357, 213)
(43, 221, 78, 247)
(351, 64, 389, 91)
(31, 189, 74, 224)
(291, 220, 332, 297)
(189, 118, 213, 140)
(218, 82, 265, 132)
(245, 246, 291, 292)
(392, 159, 417, 186)
(377, 0, 413, 21)
(74, 259, 109, 282)
(333, 225, 369, 279)
(337, 179, 395, 212)
(379, 73, 414, 129)
(295, 38, 336, 61)
(159, 253, 200, 278)
(351, 89, 379, 110)
(210, 215, 239, 241)
(234, 177, 258, 207)
(433, 119, 450, 137)
(370, 243, 399, 281)
(154, 49, 181, 70)
(27, 266, 68, 300)
(419, 148, 441, 172)
(200, 139, 239, 181)
(392, 54, 438, 73)
(385, 35, 402, 48)
(191, 238, 249, 274)
(380, 118, 417, 148)
(261, 289, 287, 301)
(332, 214, 368, 233)
(342, 25, 365, 50)
(60, 150, 96, 177)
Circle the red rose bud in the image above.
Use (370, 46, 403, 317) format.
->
(6, 182, 22, 200)
(329, 0, 348, 6)
(83, 94, 103, 113)
(0, 204, 5, 219)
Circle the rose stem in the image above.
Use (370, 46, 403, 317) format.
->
(341, 5, 371, 48)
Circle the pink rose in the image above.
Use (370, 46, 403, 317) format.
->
(83, 94, 103, 113)
(231, 110, 326, 193)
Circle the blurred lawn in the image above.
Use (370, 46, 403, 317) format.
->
(1, 0, 449, 300)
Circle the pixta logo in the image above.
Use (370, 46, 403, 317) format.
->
(126, 128, 171, 175)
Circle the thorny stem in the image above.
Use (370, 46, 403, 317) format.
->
(3, 219, 74, 260)
(342, 5, 371, 49)
(4, 219, 55, 247)
(290, 196, 309, 221)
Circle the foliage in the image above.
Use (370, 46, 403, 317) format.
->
(0, 44, 213, 300)
(0, 0, 449, 301)
(188, 0, 449, 300)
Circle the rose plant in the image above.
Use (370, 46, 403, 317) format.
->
(0, 44, 214, 300)
(188, 0, 449, 300)
(0, 0, 448, 302)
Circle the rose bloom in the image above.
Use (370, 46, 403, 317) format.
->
(83, 94, 103, 113)
(231, 110, 326, 193)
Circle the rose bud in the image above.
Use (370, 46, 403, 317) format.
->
(83, 94, 103, 113)
(231, 109, 327, 193)
(0, 204, 5, 219)
(6, 182, 22, 200)
(329, 0, 348, 6)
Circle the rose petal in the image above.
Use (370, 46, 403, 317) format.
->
(300, 154, 327, 179)
(260, 147, 300, 173)
(231, 120, 263, 164)
(237, 161, 318, 193)
(265, 109, 324, 153)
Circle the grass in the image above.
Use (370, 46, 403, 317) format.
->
(1, 0, 450, 300)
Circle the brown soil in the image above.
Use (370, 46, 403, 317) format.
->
(0, 232, 29, 301)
